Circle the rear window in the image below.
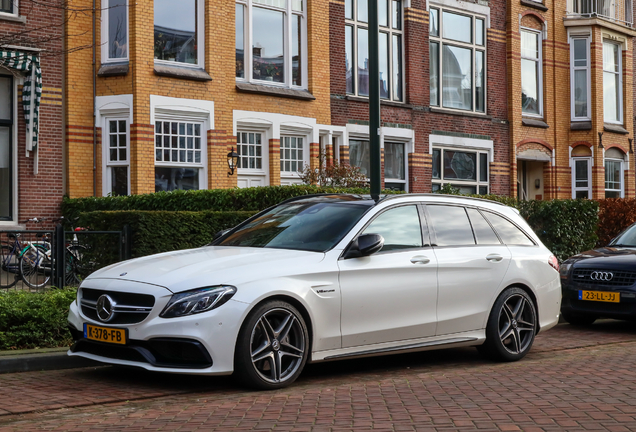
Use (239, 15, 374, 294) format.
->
(482, 212, 535, 246)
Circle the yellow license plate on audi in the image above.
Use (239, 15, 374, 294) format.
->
(83, 323, 127, 345)
(578, 290, 620, 303)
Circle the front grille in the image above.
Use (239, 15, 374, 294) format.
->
(572, 269, 636, 287)
(70, 338, 213, 369)
(80, 288, 155, 325)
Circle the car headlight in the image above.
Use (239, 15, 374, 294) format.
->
(560, 263, 572, 279)
(160, 286, 237, 318)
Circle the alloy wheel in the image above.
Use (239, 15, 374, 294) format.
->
(498, 293, 536, 355)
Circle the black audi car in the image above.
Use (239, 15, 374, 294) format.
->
(561, 222, 636, 325)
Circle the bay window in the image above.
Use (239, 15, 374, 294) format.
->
(345, 0, 404, 101)
(429, 7, 486, 112)
(521, 29, 542, 116)
(432, 148, 489, 194)
(235, 0, 307, 88)
(102, 0, 128, 62)
(570, 36, 590, 120)
(605, 148, 625, 198)
(154, 0, 204, 68)
(155, 120, 204, 191)
(603, 41, 622, 124)
(105, 119, 129, 196)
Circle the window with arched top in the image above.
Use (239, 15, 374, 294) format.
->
(604, 147, 625, 198)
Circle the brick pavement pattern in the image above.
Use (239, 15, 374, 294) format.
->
(1, 321, 636, 431)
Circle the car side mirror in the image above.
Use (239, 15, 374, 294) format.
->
(343, 233, 384, 259)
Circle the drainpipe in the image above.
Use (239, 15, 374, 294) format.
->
(92, 0, 97, 196)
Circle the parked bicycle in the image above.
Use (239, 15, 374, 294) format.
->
(0, 218, 51, 289)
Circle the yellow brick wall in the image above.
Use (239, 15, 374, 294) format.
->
(65, 0, 331, 198)
(507, 0, 635, 199)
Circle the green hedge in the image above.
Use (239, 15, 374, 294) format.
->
(0, 288, 77, 350)
(62, 185, 401, 220)
(79, 210, 257, 258)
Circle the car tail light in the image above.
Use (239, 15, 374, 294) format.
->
(548, 255, 559, 272)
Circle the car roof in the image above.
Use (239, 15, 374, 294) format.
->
(281, 193, 509, 209)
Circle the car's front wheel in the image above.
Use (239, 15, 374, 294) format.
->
(234, 300, 309, 390)
(478, 287, 537, 362)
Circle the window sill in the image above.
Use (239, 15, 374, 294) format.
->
(604, 123, 629, 134)
(236, 82, 315, 100)
(0, 13, 26, 23)
(429, 107, 492, 120)
(345, 95, 412, 109)
(571, 121, 592, 131)
(98, 63, 129, 77)
(522, 117, 549, 128)
(520, 0, 548, 11)
(154, 64, 212, 82)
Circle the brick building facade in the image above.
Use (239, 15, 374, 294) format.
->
(0, 1, 64, 227)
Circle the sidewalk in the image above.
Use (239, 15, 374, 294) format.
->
(0, 347, 98, 374)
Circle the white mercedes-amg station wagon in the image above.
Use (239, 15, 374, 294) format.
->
(67, 194, 561, 389)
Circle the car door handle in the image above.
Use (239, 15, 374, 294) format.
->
(486, 254, 503, 262)
(410, 256, 431, 265)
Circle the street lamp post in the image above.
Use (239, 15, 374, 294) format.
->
(368, 0, 381, 199)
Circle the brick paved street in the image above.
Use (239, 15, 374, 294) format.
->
(1, 321, 636, 431)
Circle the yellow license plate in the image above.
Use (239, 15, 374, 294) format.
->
(578, 290, 620, 303)
(83, 323, 127, 345)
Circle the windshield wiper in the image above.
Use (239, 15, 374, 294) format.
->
(610, 244, 636, 248)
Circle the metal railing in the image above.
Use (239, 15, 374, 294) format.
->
(0, 225, 130, 291)
(568, 0, 633, 26)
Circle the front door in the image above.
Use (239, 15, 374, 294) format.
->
(339, 204, 438, 348)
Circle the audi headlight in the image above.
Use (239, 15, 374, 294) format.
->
(160, 286, 237, 318)
(560, 263, 572, 279)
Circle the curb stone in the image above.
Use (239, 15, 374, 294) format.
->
(0, 347, 100, 374)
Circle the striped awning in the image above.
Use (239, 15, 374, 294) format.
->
(0, 50, 42, 152)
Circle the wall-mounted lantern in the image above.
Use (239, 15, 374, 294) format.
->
(227, 147, 240, 176)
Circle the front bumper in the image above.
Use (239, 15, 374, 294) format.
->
(66, 281, 250, 375)
(561, 279, 636, 320)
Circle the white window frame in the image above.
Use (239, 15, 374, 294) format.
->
(153, 0, 205, 69)
(237, 130, 266, 173)
(104, 117, 130, 196)
(604, 155, 625, 198)
(432, 147, 490, 194)
(520, 27, 543, 118)
(235, 0, 308, 89)
(571, 157, 592, 199)
(0, 0, 18, 18)
(345, 0, 405, 102)
(101, 0, 129, 64)
(429, 5, 487, 113)
(603, 39, 623, 124)
(0, 73, 18, 225)
(150, 95, 211, 191)
(569, 33, 591, 121)
(280, 134, 309, 180)
(383, 141, 407, 190)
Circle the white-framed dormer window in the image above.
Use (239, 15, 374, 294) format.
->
(570, 34, 591, 121)
(345, 0, 404, 102)
(154, 0, 204, 68)
(521, 28, 542, 117)
(429, 6, 486, 112)
(101, 0, 128, 63)
(105, 118, 129, 196)
(235, 0, 307, 89)
(0, 0, 17, 17)
(603, 40, 623, 124)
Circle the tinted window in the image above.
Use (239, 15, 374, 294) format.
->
(467, 208, 500, 245)
(362, 205, 423, 251)
(219, 201, 369, 252)
(427, 205, 475, 246)
(483, 212, 535, 246)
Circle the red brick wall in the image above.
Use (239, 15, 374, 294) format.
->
(330, 0, 510, 195)
(1, 2, 64, 228)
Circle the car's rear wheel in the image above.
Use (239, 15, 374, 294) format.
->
(234, 300, 309, 390)
(561, 311, 596, 326)
(478, 287, 537, 362)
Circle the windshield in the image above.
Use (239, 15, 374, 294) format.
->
(609, 224, 636, 247)
(218, 201, 371, 252)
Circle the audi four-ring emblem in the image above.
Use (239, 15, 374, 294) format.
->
(590, 271, 614, 281)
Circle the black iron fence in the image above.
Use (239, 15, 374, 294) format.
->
(0, 225, 131, 291)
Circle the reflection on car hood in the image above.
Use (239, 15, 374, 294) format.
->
(85, 246, 325, 293)
(567, 247, 636, 268)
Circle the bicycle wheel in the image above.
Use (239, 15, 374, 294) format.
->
(65, 245, 86, 286)
(0, 244, 19, 289)
(20, 245, 52, 289)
